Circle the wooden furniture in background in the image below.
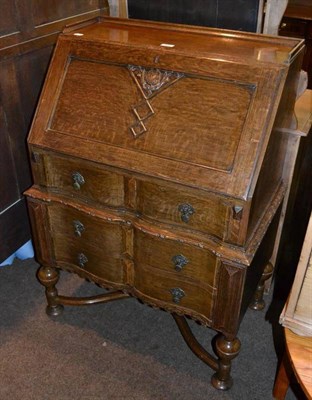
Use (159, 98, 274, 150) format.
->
(279, 0, 312, 89)
(274, 195, 312, 399)
(266, 86, 311, 291)
(273, 328, 312, 399)
(25, 17, 304, 390)
(280, 211, 312, 336)
(0, 0, 109, 264)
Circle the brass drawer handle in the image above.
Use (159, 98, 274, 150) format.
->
(72, 171, 85, 190)
(77, 253, 88, 268)
(170, 287, 185, 304)
(178, 203, 195, 223)
(73, 220, 85, 237)
(172, 254, 188, 272)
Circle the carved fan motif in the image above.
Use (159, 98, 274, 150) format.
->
(128, 65, 184, 98)
(128, 65, 184, 138)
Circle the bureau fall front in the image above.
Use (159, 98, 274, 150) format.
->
(25, 17, 304, 390)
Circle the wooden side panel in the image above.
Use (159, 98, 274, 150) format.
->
(247, 50, 304, 240)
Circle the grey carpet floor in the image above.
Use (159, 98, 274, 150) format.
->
(0, 258, 303, 400)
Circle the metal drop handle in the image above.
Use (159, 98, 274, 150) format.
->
(172, 254, 188, 272)
(77, 253, 88, 268)
(170, 288, 185, 304)
(178, 203, 195, 223)
(73, 220, 85, 237)
(72, 171, 85, 190)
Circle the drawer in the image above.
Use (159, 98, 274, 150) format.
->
(53, 240, 125, 284)
(33, 151, 125, 207)
(134, 265, 214, 322)
(48, 203, 126, 250)
(47, 204, 126, 284)
(134, 228, 217, 286)
(136, 180, 229, 239)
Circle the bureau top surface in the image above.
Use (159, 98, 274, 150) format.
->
(63, 17, 302, 65)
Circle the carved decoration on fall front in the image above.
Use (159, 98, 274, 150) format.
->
(128, 65, 184, 98)
(128, 65, 184, 138)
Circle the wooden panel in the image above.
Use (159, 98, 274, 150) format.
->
(51, 59, 253, 172)
(0, 1, 109, 262)
(0, 105, 19, 210)
(32, 0, 103, 26)
(0, 1, 18, 36)
(16, 46, 53, 132)
(0, 59, 30, 193)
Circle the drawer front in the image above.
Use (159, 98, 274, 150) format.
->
(134, 229, 217, 286)
(136, 180, 229, 239)
(35, 152, 125, 207)
(48, 204, 125, 284)
(134, 265, 214, 322)
(133, 227, 216, 322)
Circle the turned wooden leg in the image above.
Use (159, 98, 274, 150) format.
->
(249, 261, 274, 311)
(37, 266, 64, 317)
(211, 334, 241, 390)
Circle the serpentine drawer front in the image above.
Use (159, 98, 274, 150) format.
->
(25, 17, 304, 391)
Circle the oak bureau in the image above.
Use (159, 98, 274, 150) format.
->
(25, 17, 304, 390)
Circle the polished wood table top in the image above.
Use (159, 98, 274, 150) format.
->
(285, 328, 312, 399)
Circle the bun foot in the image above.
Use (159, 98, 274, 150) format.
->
(211, 374, 233, 390)
(46, 304, 64, 317)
